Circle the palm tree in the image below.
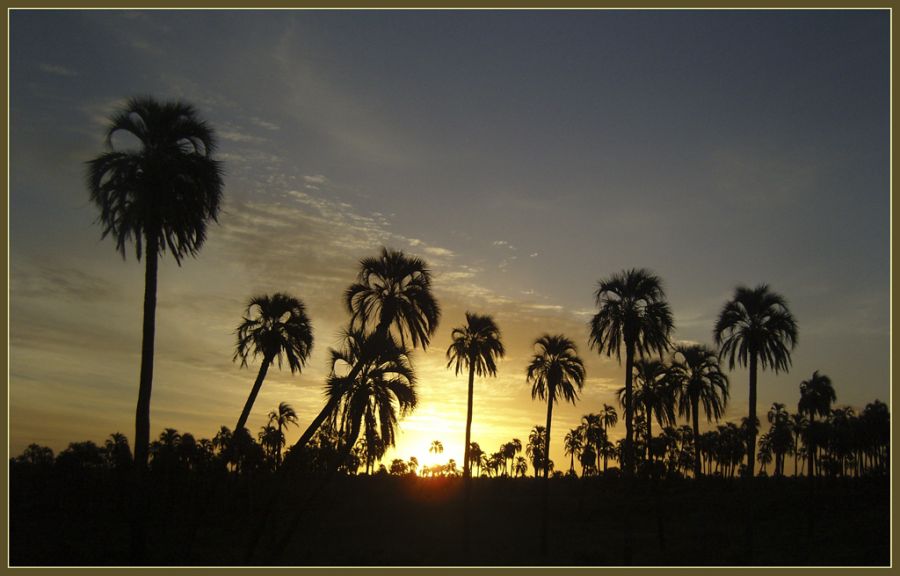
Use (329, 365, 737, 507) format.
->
(326, 330, 417, 461)
(290, 248, 440, 456)
(589, 269, 673, 477)
(619, 358, 677, 465)
(789, 412, 808, 476)
(766, 403, 793, 477)
(446, 312, 505, 479)
(526, 426, 547, 476)
(564, 428, 583, 474)
(87, 97, 224, 470)
(670, 344, 729, 478)
(714, 284, 798, 478)
(581, 414, 604, 471)
(514, 456, 528, 477)
(527, 335, 586, 479)
(798, 371, 835, 479)
(430, 440, 444, 458)
(234, 294, 313, 433)
(267, 402, 300, 469)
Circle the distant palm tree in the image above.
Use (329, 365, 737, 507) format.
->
(714, 284, 797, 477)
(526, 426, 547, 476)
(87, 97, 224, 470)
(766, 403, 793, 476)
(589, 269, 673, 477)
(527, 335, 586, 479)
(564, 428, 583, 474)
(669, 344, 729, 478)
(581, 414, 603, 471)
(408, 456, 419, 476)
(258, 424, 283, 467)
(447, 312, 505, 478)
(234, 293, 313, 433)
(267, 402, 300, 469)
(789, 412, 808, 476)
(619, 358, 677, 464)
(798, 371, 835, 479)
(514, 456, 528, 477)
(291, 248, 440, 456)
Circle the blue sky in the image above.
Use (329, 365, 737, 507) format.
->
(9, 9, 890, 469)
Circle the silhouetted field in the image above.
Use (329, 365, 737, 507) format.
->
(10, 466, 888, 566)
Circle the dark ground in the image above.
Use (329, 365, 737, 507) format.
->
(9, 468, 890, 566)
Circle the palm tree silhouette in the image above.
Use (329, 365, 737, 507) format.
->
(564, 428, 583, 474)
(798, 371, 835, 479)
(326, 330, 417, 460)
(527, 335, 586, 479)
(290, 248, 440, 456)
(589, 269, 673, 477)
(446, 312, 505, 478)
(619, 358, 677, 465)
(669, 344, 729, 478)
(233, 294, 313, 434)
(789, 412, 809, 476)
(526, 426, 547, 476)
(87, 97, 224, 471)
(430, 440, 444, 458)
(714, 284, 797, 477)
(267, 402, 299, 469)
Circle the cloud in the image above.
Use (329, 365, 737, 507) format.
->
(424, 246, 454, 258)
(39, 63, 77, 77)
(251, 117, 280, 131)
(303, 174, 328, 185)
(219, 130, 266, 144)
(529, 252, 539, 258)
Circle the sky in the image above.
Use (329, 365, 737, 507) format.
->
(8, 9, 891, 472)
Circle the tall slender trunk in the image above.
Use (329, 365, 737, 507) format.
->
(692, 397, 701, 478)
(463, 358, 475, 478)
(130, 234, 159, 564)
(134, 236, 159, 471)
(235, 356, 272, 433)
(624, 339, 636, 478)
(646, 405, 653, 465)
(746, 349, 758, 478)
(540, 393, 554, 556)
(807, 414, 816, 480)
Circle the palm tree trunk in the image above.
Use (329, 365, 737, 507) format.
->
(134, 236, 159, 471)
(130, 234, 158, 564)
(692, 398, 701, 478)
(746, 349, 758, 478)
(624, 339, 636, 478)
(646, 406, 653, 465)
(807, 415, 815, 480)
(463, 360, 475, 478)
(540, 395, 554, 556)
(235, 357, 272, 432)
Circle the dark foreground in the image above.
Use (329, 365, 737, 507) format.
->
(10, 468, 889, 566)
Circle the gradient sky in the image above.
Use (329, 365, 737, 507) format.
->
(9, 9, 890, 471)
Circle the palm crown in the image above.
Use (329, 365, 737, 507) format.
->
(234, 293, 314, 373)
(446, 312, 505, 377)
(345, 247, 441, 349)
(87, 97, 224, 264)
(527, 335, 586, 406)
(713, 284, 798, 373)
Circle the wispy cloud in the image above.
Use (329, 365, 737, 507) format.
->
(39, 63, 77, 77)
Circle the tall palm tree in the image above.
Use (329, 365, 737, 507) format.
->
(234, 294, 313, 433)
(446, 312, 505, 478)
(669, 344, 729, 478)
(87, 97, 224, 471)
(589, 269, 673, 477)
(527, 335, 586, 479)
(267, 402, 300, 469)
(798, 371, 835, 479)
(714, 284, 798, 478)
(619, 358, 677, 464)
(290, 248, 440, 456)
